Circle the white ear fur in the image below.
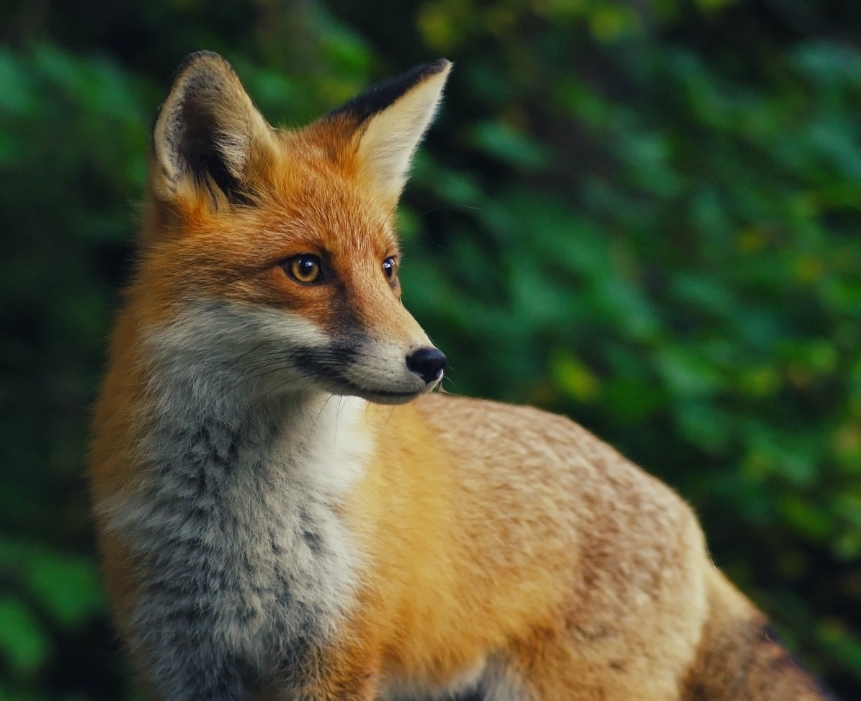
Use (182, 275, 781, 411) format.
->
(355, 62, 451, 210)
(151, 51, 273, 203)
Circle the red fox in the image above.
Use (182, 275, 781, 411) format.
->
(89, 51, 836, 701)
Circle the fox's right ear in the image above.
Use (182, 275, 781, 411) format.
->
(326, 59, 452, 212)
(149, 51, 274, 208)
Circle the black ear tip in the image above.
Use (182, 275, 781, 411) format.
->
(324, 59, 452, 126)
(427, 58, 453, 74)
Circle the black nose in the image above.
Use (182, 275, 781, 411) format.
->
(405, 347, 447, 384)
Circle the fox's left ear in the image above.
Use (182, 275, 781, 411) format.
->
(329, 59, 452, 211)
(149, 51, 275, 207)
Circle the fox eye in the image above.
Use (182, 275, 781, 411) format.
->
(382, 257, 398, 285)
(284, 255, 322, 285)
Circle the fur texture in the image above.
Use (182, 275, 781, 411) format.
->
(89, 53, 836, 701)
(97, 300, 372, 700)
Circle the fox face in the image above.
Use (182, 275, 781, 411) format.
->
(138, 53, 451, 405)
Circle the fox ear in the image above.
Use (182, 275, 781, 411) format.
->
(150, 51, 273, 205)
(330, 59, 452, 211)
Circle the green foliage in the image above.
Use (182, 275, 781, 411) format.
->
(2, 0, 861, 698)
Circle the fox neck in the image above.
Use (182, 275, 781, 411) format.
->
(141, 376, 371, 499)
(99, 319, 374, 682)
(129, 315, 375, 516)
(128, 298, 374, 494)
(116, 318, 376, 555)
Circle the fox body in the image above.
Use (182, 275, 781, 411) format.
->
(89, 53, 833, 701)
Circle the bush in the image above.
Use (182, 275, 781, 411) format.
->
(2, 0, 860, 697)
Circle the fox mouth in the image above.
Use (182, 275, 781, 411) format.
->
(335, 380, 428, 404)
(291, 350, 429, 404)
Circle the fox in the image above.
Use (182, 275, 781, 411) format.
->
(88, 51, 836, 701)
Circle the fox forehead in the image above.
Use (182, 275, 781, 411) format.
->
(134, 134, 403, 333)
(267, 129, 400, 259)
(164, 134, 399, 271)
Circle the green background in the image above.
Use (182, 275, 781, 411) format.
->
(3, 0, 861, 698)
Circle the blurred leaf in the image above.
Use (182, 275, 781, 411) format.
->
(0, 597, 49, 675)
(550, 350, 600, 402)
(26, 554, 104, 627)
(469, 121, 550, 171)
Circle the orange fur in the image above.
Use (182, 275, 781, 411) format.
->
(90, 53, 835, 701)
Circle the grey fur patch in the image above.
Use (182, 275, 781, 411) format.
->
(99, 301, 371, 700)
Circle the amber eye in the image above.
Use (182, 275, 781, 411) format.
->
(284, 255, 322, 285)
(382, 256, 397, 285)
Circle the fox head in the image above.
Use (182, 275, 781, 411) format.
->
(136, 52, 451, 406)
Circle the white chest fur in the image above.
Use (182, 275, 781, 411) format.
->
(102, 382, 372, 699)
